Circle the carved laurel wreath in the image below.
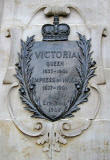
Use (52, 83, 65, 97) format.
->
(15, 33, 96, 121)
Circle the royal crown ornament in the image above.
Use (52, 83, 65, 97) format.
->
(15, 16, 96, 121)
(42, 15, 70, 41)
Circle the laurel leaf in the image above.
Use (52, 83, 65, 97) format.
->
(63, 33, 96, 119)
(16, 33, 96, 121)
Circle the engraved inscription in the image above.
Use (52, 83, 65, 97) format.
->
(16, 33, 96, 121)
(35, 51, 75, 59)
(29, 41, 81, 118)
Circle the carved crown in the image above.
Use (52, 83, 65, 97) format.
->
(42, 16, 70, 41)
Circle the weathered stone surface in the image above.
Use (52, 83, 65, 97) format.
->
(0, 0, 110, 160)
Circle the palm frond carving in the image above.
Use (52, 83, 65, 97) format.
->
(15, 33, 96, 121)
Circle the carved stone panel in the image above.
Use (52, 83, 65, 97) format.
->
(0, 1, 110, 160)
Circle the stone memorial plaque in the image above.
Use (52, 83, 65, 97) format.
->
(16, 16, 96, 121)
(31, 41, 81, 120)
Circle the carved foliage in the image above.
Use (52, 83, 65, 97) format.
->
(15, 36, 46, 119)
(15, 33, 96, 121)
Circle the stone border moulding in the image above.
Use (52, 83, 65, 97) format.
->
(4, 4, 102, 158)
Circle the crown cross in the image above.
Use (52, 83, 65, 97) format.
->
(42, 15, 70, 41)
